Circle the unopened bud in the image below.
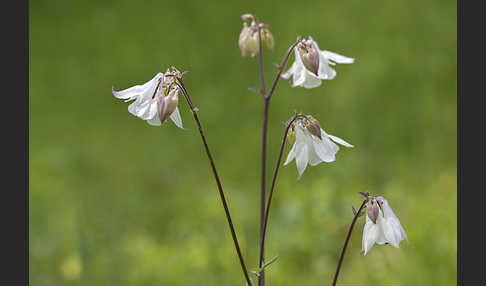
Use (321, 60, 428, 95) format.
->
(298, 40, 320, 76)
(303, 115, 322, 140)
(366, 199, 380, 224)
(262, 28, 274, 51)
(157, 86, 179, 124)
(238, 22, 259, 58)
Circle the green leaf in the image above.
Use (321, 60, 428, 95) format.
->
(247, 255, 280, 278)
(262, 255, 279, 269)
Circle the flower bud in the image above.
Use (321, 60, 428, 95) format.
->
(157, 86, 179, 125)
(303, 115, 322, 140)
(298, 40, 320, 76)
(366, 198, 380, 224)
(262, 28, 274, 51)
(238, 22, 259, 58)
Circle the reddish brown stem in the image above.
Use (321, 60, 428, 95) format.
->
(176, 78, 252, 286)
(254, 15, 268, 286)
(332, 199, 367, 286)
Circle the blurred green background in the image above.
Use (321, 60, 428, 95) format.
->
(29, 0, 456, 285)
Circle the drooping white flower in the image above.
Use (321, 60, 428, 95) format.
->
(375, 196, 409, 248)
(361, 196, 409, 255)
(282, 37, 354, 88)
(112, 71, 183, 128)
(284, 116, 353, 178)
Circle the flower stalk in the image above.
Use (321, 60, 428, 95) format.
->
(174, 76, 252, 286)
(258, 113, 301, 271)
(332, 198, 368, 286)
(254, 15, 268, 286)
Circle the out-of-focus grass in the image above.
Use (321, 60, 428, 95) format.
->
(30, 0, 456, 285)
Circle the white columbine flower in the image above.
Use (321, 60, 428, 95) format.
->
(282, 37, 354, 88)
(284, 116, 353, 178)
(112, 71, 183, 128)
(362, 196, 409, 256)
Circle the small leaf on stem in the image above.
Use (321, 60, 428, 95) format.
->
(262, 255, 279, 269)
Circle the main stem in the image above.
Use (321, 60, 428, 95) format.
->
(331, 199, 367, 286)
(256, 40, 301, 281)
(176, 79, 252, 286)
(255, 16, 267, 286)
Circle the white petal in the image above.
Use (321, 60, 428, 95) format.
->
(139, 99, 158, 120)
(282, 57, 297, 79)
(281, 65, 293, 79)
(136, 99, 151, 117)
(287, 50, 309, 87)
(362, 215, 380, 256)
(307, 145, 323, 166)
(380, 199, 409, 246)
(147, 114, 162, 126)
(112, 72, 164, 100)
(381, 218, 402, 248)
(301, 71, 323, 89)
(284, 142, 298, 165)
(375, 210, 390, 245)
(328, 134, 354, 148)
(127, 96, 145, 117)
(293, 126, 311, 177)
(291, 62, 307, 87)
(312, 131, 338, 162)
(125, 76, 163, 120)
(321, 50, 355, 64)
(112, 85, 147, 100)
(295, 143, 309, 178)
(128, 96, 154, 120)
(169, 106, 184, 129)
(317, 54, 337, 80)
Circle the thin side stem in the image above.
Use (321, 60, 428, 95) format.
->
(254, 16, 267, 286)
(255, 17, 266, 96)
(258, 114, 299, 268)
(176, 78, 252, 286)
(264, 40, 300, 101)
(331, 199, 367, 286)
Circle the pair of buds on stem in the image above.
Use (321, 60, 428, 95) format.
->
(238, 14, 320, 77)
(238, 13, 275, 58)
